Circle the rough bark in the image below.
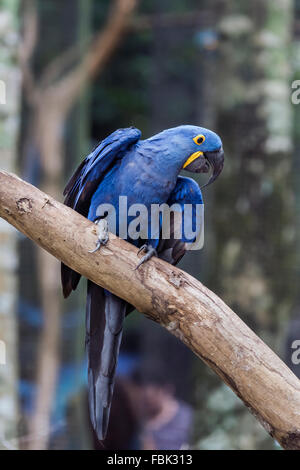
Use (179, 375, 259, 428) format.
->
(0, 170, 299, 450)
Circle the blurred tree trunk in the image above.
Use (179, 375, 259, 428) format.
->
(284, 0, 300, 378)
(0, 0, 21, 449)
(18, 0, 137, 449)
(292, 6, 300, 303)
(292, 2, 300, 302)
(195, 0, 296, 450)
(24, 0, 77, 450)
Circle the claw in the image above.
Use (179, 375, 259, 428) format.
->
(134, 245, 157, 270)
(88, 241, 101, 254)
(89, 218, 109, 254)
(137, 244, 148, 255)
(88, 238, 108, 253)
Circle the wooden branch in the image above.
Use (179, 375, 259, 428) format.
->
(0, 169, 299, 450)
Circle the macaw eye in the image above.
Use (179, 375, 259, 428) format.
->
(193, 134, 205, 146)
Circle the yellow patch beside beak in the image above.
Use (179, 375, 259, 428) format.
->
(183, 151, 203, 169)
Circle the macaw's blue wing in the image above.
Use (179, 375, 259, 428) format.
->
(62, 127, 141, 299)
(157, 176, 204, 265)
(63, 127, 141, 217)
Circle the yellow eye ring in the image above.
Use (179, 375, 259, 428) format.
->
(193, 134, 205, 146)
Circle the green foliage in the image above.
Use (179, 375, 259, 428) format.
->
(0, 0, 19, 15)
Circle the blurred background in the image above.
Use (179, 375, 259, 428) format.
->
(0, 0, 299, 450)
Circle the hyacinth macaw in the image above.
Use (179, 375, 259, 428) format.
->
(61, 125, 224, 441)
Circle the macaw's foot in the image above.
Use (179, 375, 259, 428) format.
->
(89, 217, 109, 253)
(134, 244, 157, 270)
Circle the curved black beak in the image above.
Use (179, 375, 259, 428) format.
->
(201, 147, 224, 188)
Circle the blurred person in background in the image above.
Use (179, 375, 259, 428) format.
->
(131, 367, 193, 450)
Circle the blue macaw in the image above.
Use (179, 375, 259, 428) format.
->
(61, 125, 224, 441)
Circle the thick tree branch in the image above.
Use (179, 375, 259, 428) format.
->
(0, 170, 299, 450)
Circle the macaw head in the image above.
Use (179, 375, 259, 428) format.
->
(148, 125, 224, 187)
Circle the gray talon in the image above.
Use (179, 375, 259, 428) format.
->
(137, 244, 148, 255)
(88, 241, 101, 254)
(89, 218, 109, 254)
(134, 245, 157, 270)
